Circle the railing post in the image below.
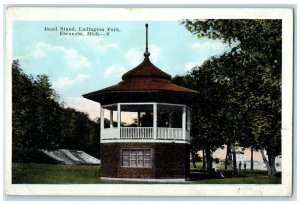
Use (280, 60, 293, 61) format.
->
(168, 112, 172, 128)
(187, 107, 191, 141)
(153, 103, 157, 139)
(110, 110, 113, 128)
(117, 103, 121, 139)
(137, 112, 140, 127)
(100, 107, 104, 140)
(182, 106, 186, 140)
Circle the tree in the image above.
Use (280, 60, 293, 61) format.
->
(173, 60, 229, 173)
(182, 19, 282, 176)
(12, 60, 35, 160)
(12, 59, 101, 161)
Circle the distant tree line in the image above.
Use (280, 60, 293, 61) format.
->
(173, 19, 281, 176)
(12, 60, 100, 162)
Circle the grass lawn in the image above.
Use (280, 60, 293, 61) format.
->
(12, 163, 101, 184)
(12, 162, 281, 184)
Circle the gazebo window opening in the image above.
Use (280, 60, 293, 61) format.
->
(120, 104, 153, 127)
(102, 104, 118, 129)
(101, 103, 190, 141)
(157, 104, 183, 128)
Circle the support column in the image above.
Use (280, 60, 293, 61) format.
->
(187, 107, 191, 141)
(182, 106, 186, 140)
(153, 103, 157, 139)
(187, 107, 191, 130)
(100, 107, 104, 140)
(110, 110, 113, 128)
(117, 103, 121, 139)
(137, 112, 140, 127)
(168, 112, 172, 128)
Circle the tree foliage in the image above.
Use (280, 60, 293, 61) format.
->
(12, 60, 100, 162)
(178, 19, 281, 176)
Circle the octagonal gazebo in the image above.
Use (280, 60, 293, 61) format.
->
(83, 24, 198, 181)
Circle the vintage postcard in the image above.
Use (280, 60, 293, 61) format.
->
(4, 7, 293, 196)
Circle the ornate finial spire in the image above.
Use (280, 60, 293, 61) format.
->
(144, 23, 150, 58)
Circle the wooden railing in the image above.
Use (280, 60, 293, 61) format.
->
(102, 127, 189, 141)
(157, 127, 183, 140)
(102, 128, 119, 140)
(120, 127, 153, 139)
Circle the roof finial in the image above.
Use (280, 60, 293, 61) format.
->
(144, 23, 150, 58)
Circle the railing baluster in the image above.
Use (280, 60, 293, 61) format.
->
(118, 127, 185, 140)
(146, 128, 148, 139)
(130, 128, 132, 138)
(139, 128, 141, 139)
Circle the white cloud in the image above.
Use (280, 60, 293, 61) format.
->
(97, 42, 119, 53)
(33, 42, 48, 58)
(184, 60, 205, 71)
(125, 48, 142, 67)
(125, 44, 161, 67)
(104, 64, 127, 77)
(190, 41, 227, 54)
(32, 42, 91, 69)
(65, 97, 100, 120)
(148, 45, 160, 63)
(77, 36, 119, 54)
(184, 62, 198, 71)
(53, 74, 89, 89)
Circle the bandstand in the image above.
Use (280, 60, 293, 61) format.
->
(83, 24, 198, 181)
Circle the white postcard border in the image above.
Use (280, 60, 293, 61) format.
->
(4, 7, 294, 196)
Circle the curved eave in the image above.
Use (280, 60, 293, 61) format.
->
(83, 89, 200, 106)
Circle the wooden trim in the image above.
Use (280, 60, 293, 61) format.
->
(100, 139, 190, 144)
(153, 103, 157, 139)
(100, 108, 104, 140)
(103, 102, 186, 107)
(182, 106, 186, 141)
(117, 103, 121, 139)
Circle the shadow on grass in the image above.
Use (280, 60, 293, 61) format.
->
(188, 169, 281, 184)
(12, 163, 281, 184)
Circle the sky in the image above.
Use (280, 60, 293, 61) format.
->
(13, 21, 231, 120)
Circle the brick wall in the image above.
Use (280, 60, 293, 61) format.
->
(100, 142, 190, 179)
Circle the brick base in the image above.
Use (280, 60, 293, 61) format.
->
(100, 142, 190, 179)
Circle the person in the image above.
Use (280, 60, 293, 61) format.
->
(238, 161, 242, 170)
(244, 162, 247, 170)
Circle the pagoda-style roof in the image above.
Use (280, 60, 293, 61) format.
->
(83, 24, 199, 106)
(122, 57, 171, 81)
(99, 58, 196, 93)
(83, 57, 199, 106)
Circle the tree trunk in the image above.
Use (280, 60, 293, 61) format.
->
(191, 149, 197, 168)
(205, 148, 213, 173)
(268, 154, 276, 176)
(202, 149, 206, 170)
(250, 146, 254, 170)
(225, 150, 228, 170)
(232, 143, 237, 175)
(225, 143, 231, 170)
(260, 149, 274, 176)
